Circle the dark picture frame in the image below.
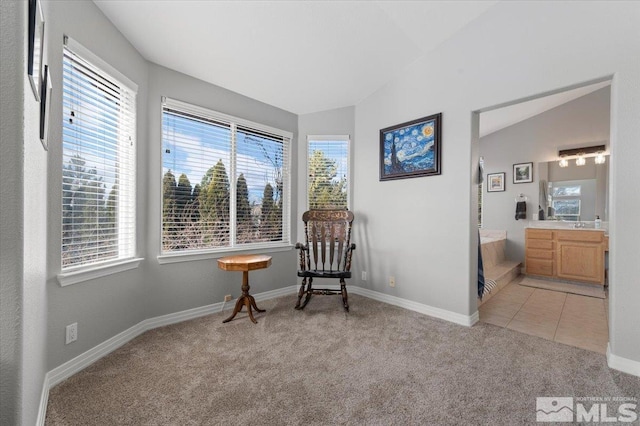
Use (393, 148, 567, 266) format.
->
(28, 0, 45, 101)
(379, 113, 442, 181)
(513, 162, 533, 184)
(487, 172, 505, 192)
(40, 65, 51, 151)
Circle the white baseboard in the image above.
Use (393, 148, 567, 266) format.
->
(607, 343, 640, 377)
(35, 284, 490, 424)
(252, 285, 298, 302)
(350, 287, 478, 326)
(35, 374, 50, 426)
(47, 320, 148, 390)
(37, 285, 298, 425)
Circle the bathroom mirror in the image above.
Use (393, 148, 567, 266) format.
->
(538, 155, 609, 221)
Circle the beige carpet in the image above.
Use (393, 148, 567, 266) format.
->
(45, 294, 638, 425)
(519, 276, 606, 299)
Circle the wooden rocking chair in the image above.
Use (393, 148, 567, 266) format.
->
(295, 210, 356, 311)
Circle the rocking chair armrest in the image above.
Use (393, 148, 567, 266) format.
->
(295, 242, 308, 251)
(349, 243, 356, 251)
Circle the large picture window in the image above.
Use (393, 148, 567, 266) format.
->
(307, 136, 349, 210)
(161, 98, 291, 253)
(61, 39, 137, 270)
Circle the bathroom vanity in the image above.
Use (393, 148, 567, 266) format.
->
(525, 226, 608, 285)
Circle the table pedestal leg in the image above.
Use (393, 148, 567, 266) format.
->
(223, 271, 265, 324)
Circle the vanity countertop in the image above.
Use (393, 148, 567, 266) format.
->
(526, 221, 608, 235)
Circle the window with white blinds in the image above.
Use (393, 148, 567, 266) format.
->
(161, 98, 291, 253)
(61, 39, 137, 270)
(307, 136, 349, 210)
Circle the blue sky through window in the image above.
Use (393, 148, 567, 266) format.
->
(162, 111, 283, 204)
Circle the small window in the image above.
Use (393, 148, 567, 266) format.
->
(552, 185, 581, 197)
(550, 183, 582, 221)
(552, 199, 581, 220)
(61, 39, 137, 270)
(307, 136, 349, 210)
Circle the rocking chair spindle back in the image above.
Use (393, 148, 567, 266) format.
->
(295, 210, 356, 311)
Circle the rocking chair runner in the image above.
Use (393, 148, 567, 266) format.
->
(295, 210, 356, 311)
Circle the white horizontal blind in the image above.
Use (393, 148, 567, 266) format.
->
(307, 136, 349, 210)
(62, 44, 136, 269)
(236, 126, 290, 244)
(162, 107, 232, 251)
(161, 98, 291, 253)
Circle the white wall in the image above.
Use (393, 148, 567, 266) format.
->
(0, 1, 48, 424)
(4, 3, 640, 422)
(43, 0, 150, 371)
(353, 1, 640, 364)
(480, 87, 610, 262)
(42, 0, 299, 371)
(297, 106, 355, 241)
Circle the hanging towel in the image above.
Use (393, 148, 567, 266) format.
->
(478, 231, 498, 300)
(539, 180, 548, 219)
(477, 231, 485, 299)
(515, 201, 527, 220)
(477, 157, 485, 185)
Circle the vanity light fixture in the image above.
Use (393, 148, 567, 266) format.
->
(557, 144, 606, 168)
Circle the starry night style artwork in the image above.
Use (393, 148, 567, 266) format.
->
(379, 113, 442, 181)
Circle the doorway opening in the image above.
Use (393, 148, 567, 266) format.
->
(473, 77, 613, 354)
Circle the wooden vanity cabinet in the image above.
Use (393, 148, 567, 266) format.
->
(525, 228, 606, 285)
(525, 229, 555, 277)
(556, 230, 605, 285)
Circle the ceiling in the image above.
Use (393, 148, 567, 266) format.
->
(94, 0, 498, 115)
(479, 80, 611, 137)
(93, 1, 608, 132)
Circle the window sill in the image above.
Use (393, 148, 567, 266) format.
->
(57, 257, 144, 287)
(157, 244, 294, 265)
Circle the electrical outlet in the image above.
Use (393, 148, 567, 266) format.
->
(389, 276, 396, 288)
(224, 294, 233, 302)
(361, 271, 367, 281)
(66, 323, 77, 344)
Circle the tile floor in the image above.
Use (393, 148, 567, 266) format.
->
(479, 276, 609, 354)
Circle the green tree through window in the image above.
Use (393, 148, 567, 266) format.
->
(307, 137, 349, 210)
(161, 98, 291, 253)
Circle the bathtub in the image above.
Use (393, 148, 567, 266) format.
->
(480, 229, 506, 245)
(479, 230, 506, 270)
(478, 230, 520, 305)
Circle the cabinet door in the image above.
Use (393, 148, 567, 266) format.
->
(556, 242, 604, 284)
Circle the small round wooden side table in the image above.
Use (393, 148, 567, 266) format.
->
(217, 254, 272, 324)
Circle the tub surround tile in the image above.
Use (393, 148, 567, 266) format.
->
(480, 229, 507, 240)
(477, 263, 521, 306)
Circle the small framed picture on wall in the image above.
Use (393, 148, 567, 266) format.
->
(513, 162, 533, 184)
(40, 65, 51, 150)
(28, 0, 45, 101)
(487, 172, 505, 192)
